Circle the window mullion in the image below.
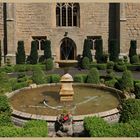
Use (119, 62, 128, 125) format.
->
(72, 6, 73, 27)
(60, 6, 62, 26)
(66, 4, 68, 26)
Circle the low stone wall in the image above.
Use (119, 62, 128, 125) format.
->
(6, 83, 122, 123)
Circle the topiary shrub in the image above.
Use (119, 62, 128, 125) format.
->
(129, 40, 137, 64)
(74, 74, 83, 83)
(74, 74, 87, 83)
(45, 58, 53, 71)
(29, 40, 38, 64)
(89, 63, 107, 70)
(114, 64, 127, 72)
(105, 79, 117, 87)
(32, 67, 46, 84)
(82, 38, 93, 62)
(130, 55, 139, 64)
(46, 75, 52, 83)
(114, 59, 127, 72)
(95, 39, 103, 63)
(102, 53, 108, 63)
(123, 56, 128, 63)
(81, 57, 90, 69)
(119, 99, 140, 123)
(16, 41, 26, 64)
(87, 68, 100, 84)
(107, 61, 114, 70)
(109, 39, 119, 62)
(51, 74, 60, 83)
(44, 40, 52, 59)
(106, 71, 115, 80)
(38, 55, 45, 63)
(134, 83, 140, 99)
(121, 70, 134, 92)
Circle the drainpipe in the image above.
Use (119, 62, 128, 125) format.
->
(3, 3, 7, 63)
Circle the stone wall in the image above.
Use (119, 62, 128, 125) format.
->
(0, 4, 3, 39)
(0, 3, 3, 53)
(15, 3, 109, 60)
(125, 3, 140, 54)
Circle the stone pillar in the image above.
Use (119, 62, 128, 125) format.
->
(6, 3, 16, 64)
(119, 3, 127, 57)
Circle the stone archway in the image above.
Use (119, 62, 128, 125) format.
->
(60, 37, 76, 60)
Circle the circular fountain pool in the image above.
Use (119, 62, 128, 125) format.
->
(8, 83, 123, 118)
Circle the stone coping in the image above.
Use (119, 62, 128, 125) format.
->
(6, 83, 122, 122)
(11, 107, 119, 121)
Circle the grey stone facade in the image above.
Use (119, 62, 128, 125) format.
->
(0, 3, 140, 64)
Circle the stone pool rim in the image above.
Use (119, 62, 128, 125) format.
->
(5, 83, 124, 122)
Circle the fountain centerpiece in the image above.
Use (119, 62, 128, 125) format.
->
(59, 73, 74, 102)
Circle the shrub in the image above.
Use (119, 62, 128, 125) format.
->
(16, 41, 26, 64)
(131, 55, 139, 64)
(102, 53, 108, 63)
(106, 71, 115, 80)
(105, 79, 117, 87)
(84, 116, 140, 137)
(123, 56, 128, 63)
(0, 41, 1, 66)
(46, 75, 52, 83)
(109, 39, 119, 62)
(14, 65, 26, 72)
(81, 57, 90, 69)
(0, 126, 23, 137)
(119, 99, 140, 123)
(0, 66, 14, 73)
(82, 38, 93, 62)
(114, 59, 127, 72)
(0, 95, 11, 113)
(0, 72, 12, 93)
(12, 82, 28, 90)
(23, 120, 48, 137)
(45, 58, 53, 71)
(89, 63, 106, 70)
(32, 67, 46, 84)
(0, 114, 12, 126)
(87, 68, 100, 84)
(121, 70, 134, 92)
(39, 55, 45, 63)
(129, 40, 137, 64)
(84, 116, 109, 137)
(134, 83, 140, 99)
(44, 40, 52, 59)
(74, 74, 87, 83)
(114, 64, 127, 72)
(51, 74, 60, 83)
(107, 61, 114, 70)
(29, 40, 38, 64)
(95, 39, 103, 63)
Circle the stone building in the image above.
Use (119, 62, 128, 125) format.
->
(0, 3, 140, 64)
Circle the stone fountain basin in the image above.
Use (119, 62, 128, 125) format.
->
(6, 83, 124, 122)
(55, 60, 78, 67)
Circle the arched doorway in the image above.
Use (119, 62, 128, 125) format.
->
(60, 37, 76, 60)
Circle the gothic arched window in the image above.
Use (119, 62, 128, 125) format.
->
(56, 3, 80, 27)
